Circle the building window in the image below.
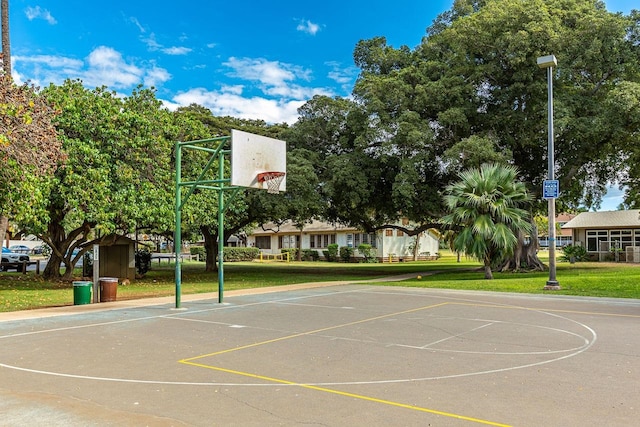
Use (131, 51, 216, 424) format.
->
(346, 234, 353, 247)
(354, 233, 377, 248)
(279, 235, 298, 249)
(586, 230, 608, 252)
(309, 234, 336, 249)
(255, 236, 271, 249)
(385, 229, 393, 236)
(610, 229, 633, 250)
(397, 230, 404, 237)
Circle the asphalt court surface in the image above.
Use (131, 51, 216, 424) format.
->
(0, 284, 638, 426)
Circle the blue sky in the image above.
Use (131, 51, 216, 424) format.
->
(10, 1, 636, 125)
(10, 0, 452, 123)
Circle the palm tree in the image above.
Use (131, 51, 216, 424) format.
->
(443, 163, 532, 279)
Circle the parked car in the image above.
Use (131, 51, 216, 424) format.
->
(1, 247, 30, 271)
(9, 244, 31, 254)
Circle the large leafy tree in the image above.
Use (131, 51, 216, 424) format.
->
(342, 0, 639, 269)
(33, 80, 180, 279)
(420, 0, 640, 208)
(285, 95, 445, 242)
(443, 164, 533, 279)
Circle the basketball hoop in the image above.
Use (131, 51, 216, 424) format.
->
(257, 172, 286, 194)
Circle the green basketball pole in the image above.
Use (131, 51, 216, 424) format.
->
(174, 136, 231, 308)
(217, 147, 225, 303)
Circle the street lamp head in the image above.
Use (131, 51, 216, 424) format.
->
(537, 54, 557, 69)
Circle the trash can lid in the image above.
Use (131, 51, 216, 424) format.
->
(72, 281, 92, 286)
(99, 277, 118, 282)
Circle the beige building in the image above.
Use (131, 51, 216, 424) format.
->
(561, 210, 640, 262)
(247, 220, 440, 261)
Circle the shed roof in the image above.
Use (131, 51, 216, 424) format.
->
(561, 210, 640, 229)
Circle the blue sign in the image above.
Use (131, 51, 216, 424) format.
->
(543, 180, 559, 199)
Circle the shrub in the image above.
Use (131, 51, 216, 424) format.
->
(560, 245, 588, 262)
(325, 244, 339, 262)
(190, 246, 205, 261)
(301, 249, 320, 261)
(135, 249, 152, 276)
(82, 251, 93, 277)
(357, 244, 377, 263)
(280, 248, 298, 261)
(339, 246, 354, 262)
(222, 247, 260, 261)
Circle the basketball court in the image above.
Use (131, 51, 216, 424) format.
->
(1, 283, 638, 426)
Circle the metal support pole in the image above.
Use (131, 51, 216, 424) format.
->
(217, 151, 225, 303)
(544, 65, 559, 289)
(175, 142, 182, 308)
(92, 244, 100, 303)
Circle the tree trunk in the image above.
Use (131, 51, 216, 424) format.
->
(41, 217, 94, 280)
(201, 226, 218, 272)
(412, 234, 420, 261)
(0, 215, 8, 247)
(497, 223, 546, 272)
(483, 258, 493, 279)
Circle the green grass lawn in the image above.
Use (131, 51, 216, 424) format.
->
(1, 251, 639, 312)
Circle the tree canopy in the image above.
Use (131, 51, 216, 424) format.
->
(32, 80, 186, 279)
(350, 0, 640, 216)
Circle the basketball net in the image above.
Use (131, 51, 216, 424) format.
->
(257, 172, 285, 194)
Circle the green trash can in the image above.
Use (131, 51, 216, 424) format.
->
(73, 281, 92, 305)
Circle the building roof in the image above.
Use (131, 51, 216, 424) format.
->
(251, 220, 358, 235)
(562, 210, 640, 229)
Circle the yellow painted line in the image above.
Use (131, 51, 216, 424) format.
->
(180, 359, 511, 426)
(451, 302, 640, 318)
(181, 302, 451, 362)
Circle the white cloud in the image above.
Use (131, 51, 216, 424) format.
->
(326, 61, 358, 93)
(13, 46, 170, 90)
(141, 33, 191, 56)
(13, 55, 84, 69)
(129, 17, 146, 33)
(141, 33, 163, 50)
(222, 57, 326, 101)
(224, 57, 309, 86)
(296, 19, 320, 35)
(164, 56, 335, 123)
(172, 87, 305, 124)
(220, 84, 244, 95)
(162, 46, 192, 55)
(25, 6, 57, 24)
(83, 46, 143, 88)
(144, 66, 172, 88)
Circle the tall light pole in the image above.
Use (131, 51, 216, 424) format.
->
(537, 54, 560, 290)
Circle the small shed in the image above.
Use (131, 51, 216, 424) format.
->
(98, 234, 136, 280)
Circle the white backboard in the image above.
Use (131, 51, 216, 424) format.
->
(231, 129, 287, 191)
